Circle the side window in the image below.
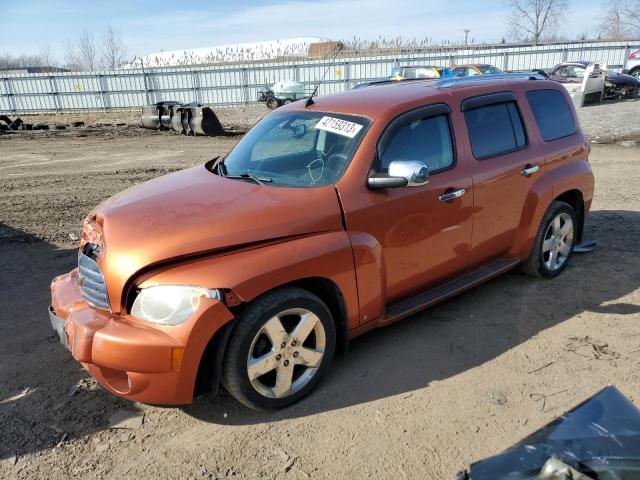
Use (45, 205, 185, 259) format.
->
(464, 102, 527, 160)
(377, 115, 454, 174)
(554, 66, 570, 78)
(466, 67, 479, 76)
(526, 89, 576, 142)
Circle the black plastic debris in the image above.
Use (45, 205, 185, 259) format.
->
(0, 115, 77, 132)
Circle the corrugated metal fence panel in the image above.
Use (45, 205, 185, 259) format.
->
(1, 41, 638, 113)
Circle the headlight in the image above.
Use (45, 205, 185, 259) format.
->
(130, 285, 221, 326)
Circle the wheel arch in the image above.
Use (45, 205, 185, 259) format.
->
(553, 188, 585, 243)
(194, 276, 349, 398)
(512, 181, 586, 260)
(281, 277, 349, 355)
(171, 231, 358, 399)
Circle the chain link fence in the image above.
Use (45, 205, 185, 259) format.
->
(1, 40, 638, 114)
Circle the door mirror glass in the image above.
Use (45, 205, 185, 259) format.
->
(388, 160, 430, 186)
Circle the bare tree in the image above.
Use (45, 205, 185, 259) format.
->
(37, 46, 56, 68)
(0, 53, 45, 69)
(100, 25, 128, 70)
(65, 29, 97, 71)
(64, 40, 81, 71)
(599, 0, 640, 39)
(506, 0, 569, 45)
(626, 0, 640, 36)
(599, 0, 628, 39)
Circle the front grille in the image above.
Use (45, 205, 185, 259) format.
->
(78, 250, 111, 311)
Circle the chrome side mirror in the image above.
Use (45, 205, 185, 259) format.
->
(388, 160, 430, 186)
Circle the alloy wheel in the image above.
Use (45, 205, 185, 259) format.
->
(247, 308, 326, 399)
(542, 212, 574, 271)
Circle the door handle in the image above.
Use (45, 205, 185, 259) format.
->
(438, 188, 466, 202)
(521, 165, 540, 177)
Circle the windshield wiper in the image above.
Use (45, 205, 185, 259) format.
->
(224, 172, 272, 186)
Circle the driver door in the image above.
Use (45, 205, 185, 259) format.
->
(342, 105, 473, 309)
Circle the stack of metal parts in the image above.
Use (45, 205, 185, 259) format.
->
(140, 101, 227, 136)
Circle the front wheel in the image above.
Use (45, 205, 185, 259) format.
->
(221, 287, 336, 410)
(520, 201, 577, 278)
(265, 97, 279, 110)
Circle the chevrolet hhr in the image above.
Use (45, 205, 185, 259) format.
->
(49, 75, 595, 410)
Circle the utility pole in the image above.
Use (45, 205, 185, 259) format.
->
(463, 29, 471, 46)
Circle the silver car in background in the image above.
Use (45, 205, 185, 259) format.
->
(623, 49, 640, 78)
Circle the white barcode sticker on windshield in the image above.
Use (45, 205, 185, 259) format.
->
(315, 116, 363, 138)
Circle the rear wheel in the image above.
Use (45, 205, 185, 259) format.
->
(520, 201, 577, 278)
(221, 287, 336, 410)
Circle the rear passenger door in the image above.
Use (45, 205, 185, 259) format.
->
(461, 92, 543, 264)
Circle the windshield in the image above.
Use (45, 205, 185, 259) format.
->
(478, 65, 503, 74)
(220, 111, 371, 187)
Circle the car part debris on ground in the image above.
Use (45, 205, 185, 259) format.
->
(0, 115, 84, 133)
(459, 386, 640, 479)
(139, 101, 231, 136)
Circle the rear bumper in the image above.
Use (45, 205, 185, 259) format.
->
(49, 269, 234, 404)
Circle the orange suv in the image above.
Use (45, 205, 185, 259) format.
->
(49, 74, 594, 410)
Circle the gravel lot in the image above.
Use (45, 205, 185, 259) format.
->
(1, 100, 639, 479)
(577, 98, 640, 143)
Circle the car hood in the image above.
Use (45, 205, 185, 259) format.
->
(89, 164, 344, 310)
(606, 71, 640, 85)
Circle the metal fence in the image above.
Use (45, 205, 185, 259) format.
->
(1, 40, 638, 114)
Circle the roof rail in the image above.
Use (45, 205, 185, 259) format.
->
(352, 77, 434, 90)
(433, 72, 546, 88)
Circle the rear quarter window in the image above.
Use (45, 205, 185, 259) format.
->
(526, 89, 576, 142)
(464, 102, 527, 160)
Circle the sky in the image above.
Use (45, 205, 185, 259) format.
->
(1, 0, 606, 62)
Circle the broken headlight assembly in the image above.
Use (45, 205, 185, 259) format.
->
(130, 285, 222, 326)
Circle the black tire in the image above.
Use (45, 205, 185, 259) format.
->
(520, 201, 577, 278)
(221, 287, 336, 410)
(265, 97, 279, 110)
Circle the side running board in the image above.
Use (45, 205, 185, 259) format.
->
(384, 258, 520, 323)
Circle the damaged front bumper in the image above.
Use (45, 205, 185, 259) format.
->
(49, 305, 69, 348)
(49, 269, 234, 405)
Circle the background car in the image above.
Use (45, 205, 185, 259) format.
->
(352, 65, 446, 89)
(622, 49, 640, 78)
(388, 65, 443, 80)
(546, 60, 640, 99)
(449, 64, 503, 76)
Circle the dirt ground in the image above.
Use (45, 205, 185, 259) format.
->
(1, 103, 640, 479)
